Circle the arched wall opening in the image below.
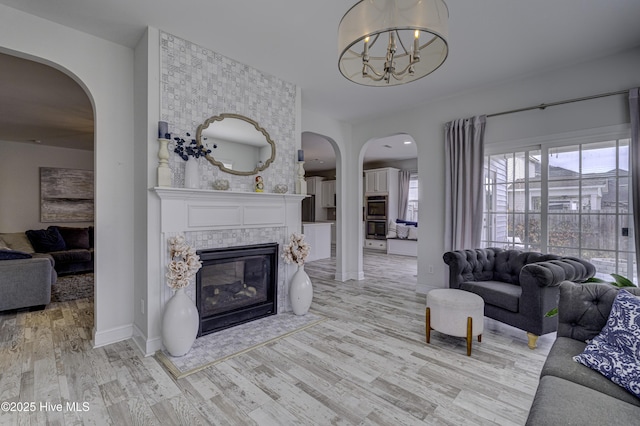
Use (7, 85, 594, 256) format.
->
(0, 47, 97, 325)
(0, 6, 136, 348)
(359, 132, 419, 283)
(302, 131, 343, 279)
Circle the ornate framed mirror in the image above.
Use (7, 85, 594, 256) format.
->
(196, 113, 276, 176)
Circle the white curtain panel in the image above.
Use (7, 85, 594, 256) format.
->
(444, 115, 486, 251)
(398, 170, 411, 221)
(629, 88, 640, 281)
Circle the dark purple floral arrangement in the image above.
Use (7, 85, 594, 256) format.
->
(173, 133, 214, 161)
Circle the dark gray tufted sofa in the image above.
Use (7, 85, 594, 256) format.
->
(443, 248, 595, 348)
(526, 281, 640, 424)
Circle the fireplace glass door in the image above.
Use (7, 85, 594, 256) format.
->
(197, 243, 277, 336)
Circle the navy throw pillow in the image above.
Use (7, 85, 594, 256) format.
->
(0, 249, 33, 260)
(26, 227, 66, 253)
(396, 219, 418, 227)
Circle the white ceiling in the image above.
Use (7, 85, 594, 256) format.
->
(1, 0, 639, 161)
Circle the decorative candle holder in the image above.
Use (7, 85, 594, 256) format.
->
(295, 161, 307, 195)
(157, 137, 172, 187)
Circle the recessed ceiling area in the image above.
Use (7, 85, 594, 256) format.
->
(0, 52, 94, 151)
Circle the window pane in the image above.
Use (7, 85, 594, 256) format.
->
(548, 179, 580, 211)
(581, 214, 616, 251)
(618, 214, 634, 252)
(581, 140, 617, 174)
(581, 178, 608, 211)
(548, 214, 579, 249)
(526, 214, 542, 251)
(549, 145, 579, 180)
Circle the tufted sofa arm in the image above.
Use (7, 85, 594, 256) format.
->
(520, 257, 596, 289)
(443, 247, 562, 289)
(557, 281, 640, 342)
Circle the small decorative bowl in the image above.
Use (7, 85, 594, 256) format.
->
(273, 183, 288, 194)
(213, 179, 230, 190)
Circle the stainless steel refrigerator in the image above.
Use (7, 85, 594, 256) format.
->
(301, 195, 315, 222)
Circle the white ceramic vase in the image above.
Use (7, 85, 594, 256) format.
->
(161, 288, 199, 357)
(289, 264, 313, 315)
(184, 159, 199, 189)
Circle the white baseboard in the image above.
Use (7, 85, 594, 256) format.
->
(92, 324, 133, 348)
(417, 283, 444, 295)
(131, 324, 162, 357)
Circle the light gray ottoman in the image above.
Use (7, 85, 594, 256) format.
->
(426, 288, 484, 355)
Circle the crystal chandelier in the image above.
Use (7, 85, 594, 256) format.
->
(338, 0, 449, 86)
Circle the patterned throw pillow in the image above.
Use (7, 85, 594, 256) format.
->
(407, 225, 418, 240)
(573, 289, 640, 398)
(387, 220, 397, 239)
(396, 224, 410, 239)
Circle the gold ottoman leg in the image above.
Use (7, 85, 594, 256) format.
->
(527, 332, 539, 349)
(466, 316, 473, 356)
(426, 307, 431, 343)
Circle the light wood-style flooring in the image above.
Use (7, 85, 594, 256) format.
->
(0, 250, 553, 425)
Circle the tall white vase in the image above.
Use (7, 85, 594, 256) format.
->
(162, 288, 199, 357)
(289, 264, 313, 315)
(184, 159, 199, 189)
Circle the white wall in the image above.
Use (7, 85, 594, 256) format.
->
(343, 47, 640, 294)
(0, 141, 93, 231)
(301, 110, 356, 281)
(0, 4, 136, 346)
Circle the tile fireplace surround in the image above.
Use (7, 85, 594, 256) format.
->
(153, 187, 306, 318)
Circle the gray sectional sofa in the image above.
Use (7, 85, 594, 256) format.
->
(526, 281, 640, 424)
(0, 226, 93, 311)
(443, 248, 595, 348)
(0, 255, 57, 311)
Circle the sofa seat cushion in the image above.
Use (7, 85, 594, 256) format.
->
(0, 232, 35, 253)
(525, 375, 640, 426)
(460, 280, 521, 312)
(541, 337, 640, 407)
(53, 226, 90, 249)
(49, 249, 92, 264)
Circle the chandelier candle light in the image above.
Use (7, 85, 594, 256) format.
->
(338, 0, 449, 86)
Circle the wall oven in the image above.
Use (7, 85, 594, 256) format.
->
(366, 220, 387, 240)
(366, 195, 387, 220)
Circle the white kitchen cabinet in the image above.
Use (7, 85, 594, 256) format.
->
(306, 176, 324, 195)
(364, 239, 387, 251)
(321, 180, 336, 207)
(364, 168, 398, 195)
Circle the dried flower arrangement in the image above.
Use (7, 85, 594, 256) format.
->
(173, 132, 213, 161)
(166, 235, 202, 289)
(282, 233, 311, 266)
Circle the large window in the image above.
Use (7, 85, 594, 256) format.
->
(482, 131, 636, 283)
(406, 172, 418, 222)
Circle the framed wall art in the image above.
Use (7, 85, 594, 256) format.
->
(40, 167, 94, 222)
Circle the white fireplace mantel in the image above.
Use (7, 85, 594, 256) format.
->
(152, 187, 306, 233)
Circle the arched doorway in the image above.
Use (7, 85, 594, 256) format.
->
(360, 133, 418, 286)
(0, 51, 96, 326)
(301, 131, 342, 279)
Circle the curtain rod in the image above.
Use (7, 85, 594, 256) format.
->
(486, 89, 629, 118)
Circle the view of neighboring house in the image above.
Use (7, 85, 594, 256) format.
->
(483, 139, 636, 281)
